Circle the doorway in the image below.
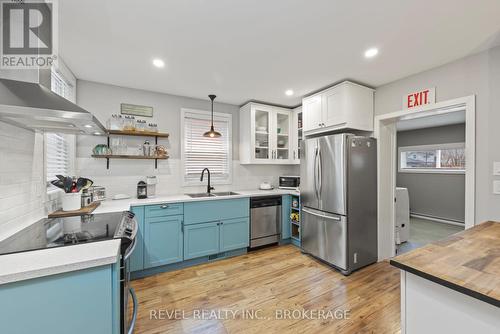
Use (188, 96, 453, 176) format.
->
(394, 118, 466, 254)
(374, 96, 475, 260)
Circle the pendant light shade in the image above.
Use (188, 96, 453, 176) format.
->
(203, 94, 222, 138)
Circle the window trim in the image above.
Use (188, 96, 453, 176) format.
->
(180, 108, 233, 186)
(398, 142, 465, 174)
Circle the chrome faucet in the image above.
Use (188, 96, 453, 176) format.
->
(200, 168, 214, 194)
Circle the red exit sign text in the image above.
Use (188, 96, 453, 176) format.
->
(403, 87, 435, 109)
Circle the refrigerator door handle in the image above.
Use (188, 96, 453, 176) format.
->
(313, 145, 319, 200)
(317, 146, 323, 197)
(303, 208, 341, 221)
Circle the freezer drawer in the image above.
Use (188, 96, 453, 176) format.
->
(301, 207, 347, 270)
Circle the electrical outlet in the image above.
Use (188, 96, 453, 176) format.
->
(494, 180, 500, 194)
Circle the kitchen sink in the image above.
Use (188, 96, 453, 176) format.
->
(186, 193, 216, 198)
(212, 191, 240, 196)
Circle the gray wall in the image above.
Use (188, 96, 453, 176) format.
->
(75, 80, 299, 197)
(375, 45, 500, 224)
(397, 124, 465, 222)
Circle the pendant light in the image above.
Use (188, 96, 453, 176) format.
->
(203, 94, 222, 138)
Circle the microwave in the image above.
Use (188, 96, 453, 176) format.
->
(279, 176, 300, 190)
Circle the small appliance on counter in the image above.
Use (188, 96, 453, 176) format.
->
(259, 182, 274, 190)
(89, 186, 106, 202)
(146, 176, 157, 197)
(278, 176, 300, 190)
(137, 181, 147, 199)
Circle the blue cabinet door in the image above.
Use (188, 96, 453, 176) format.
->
(0, 264, 119, 334)
(129, 206, 145, 272)
(281, 195, 292, 239)
(184, 221, 220, 260)
(220, 217, 249, 252)
(144, 214, 183, 268)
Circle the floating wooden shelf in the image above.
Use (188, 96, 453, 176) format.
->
(96, 129, 170, 169)
(92, 154, 169, 160)
(107, 130, 169, 138)
(48, 201, 101, 218)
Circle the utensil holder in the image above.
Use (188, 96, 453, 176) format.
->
(62, 192, 82, 211)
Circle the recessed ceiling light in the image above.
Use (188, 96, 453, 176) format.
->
(364, 48, 379, 58)
(93, 132, 101, 136)
(152, 58, 165, 68)
(84, 124, 92, 128)
(285, 90, 294, 96)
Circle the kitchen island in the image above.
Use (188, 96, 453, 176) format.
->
(390, 221, 500, 334)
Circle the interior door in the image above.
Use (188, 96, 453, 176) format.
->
(300, 137, 319, 210)
(252, 105, 273, 162)
(317, 134, 347, 215)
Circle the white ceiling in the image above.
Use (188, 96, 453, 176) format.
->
(397, 111, 465, 131)
(59, 0, 500, 107)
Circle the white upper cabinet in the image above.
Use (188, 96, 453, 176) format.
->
(302, 81, 374, 135)
(240, 102, 299, 165)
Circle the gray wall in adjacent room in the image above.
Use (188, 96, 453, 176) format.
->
(397, 124, 465, 222)
(375, 45, 500, 224)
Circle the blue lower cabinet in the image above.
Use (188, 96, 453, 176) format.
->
(220, 217, 249, 251)
(144, 214, 183, 268)
(184, 198, 249, 225)
(0, 264, 120, 334)
(129, 206, 145, 272)
(184, 221, 220, 260)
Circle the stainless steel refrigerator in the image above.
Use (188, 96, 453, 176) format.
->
(300, 133, 377, 275)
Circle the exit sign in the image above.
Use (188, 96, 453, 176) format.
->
(403, 88, 435, 109)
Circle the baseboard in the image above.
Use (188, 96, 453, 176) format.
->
(410, 213, 465, 227)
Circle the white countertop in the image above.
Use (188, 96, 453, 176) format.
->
(0, 188, 299, 285)
(93, 188, 300, 214)
(0, 239, 121, 285)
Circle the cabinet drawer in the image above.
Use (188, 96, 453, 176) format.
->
(184, 198, 249, 225)
(145, 203, 183, 218)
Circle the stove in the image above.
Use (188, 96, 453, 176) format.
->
(0, 211, 138, 334)
(0, 212, 134, 255)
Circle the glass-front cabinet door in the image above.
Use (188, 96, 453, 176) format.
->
(274, 109, 290, 161)
(252, 105, 272, 161)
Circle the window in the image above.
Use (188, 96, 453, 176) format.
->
(399, 143, 465, 173)
(181, 109, 232, 185)
(45, 133, 72, 181)
(46, 61, 76, 184)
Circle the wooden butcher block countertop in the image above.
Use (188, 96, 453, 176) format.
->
(390, 221, 500, 307)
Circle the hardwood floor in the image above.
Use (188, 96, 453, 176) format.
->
(131, 245, 401, 334)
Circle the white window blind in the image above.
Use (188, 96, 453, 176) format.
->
(46, 62, 76, 183)
(51, 67, 76, 103)
(46, 133, 70, 181)
(182, 109, 232, 183)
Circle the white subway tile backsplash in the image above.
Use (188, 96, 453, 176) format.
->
(0, 122, 46, 241)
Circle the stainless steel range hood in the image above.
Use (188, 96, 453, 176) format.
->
(0, 78, 106, 135)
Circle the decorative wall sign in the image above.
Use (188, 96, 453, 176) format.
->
(120, 103, 153, 117)
(403, 87, 435, 109)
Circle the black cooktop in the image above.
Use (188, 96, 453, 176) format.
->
(0, 212, 125, 256)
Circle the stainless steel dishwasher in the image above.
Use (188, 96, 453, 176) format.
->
(250, 196, 282, 248)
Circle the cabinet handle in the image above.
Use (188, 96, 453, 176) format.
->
(293, 151, 296, 160)
(160, 205, 169, 209)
